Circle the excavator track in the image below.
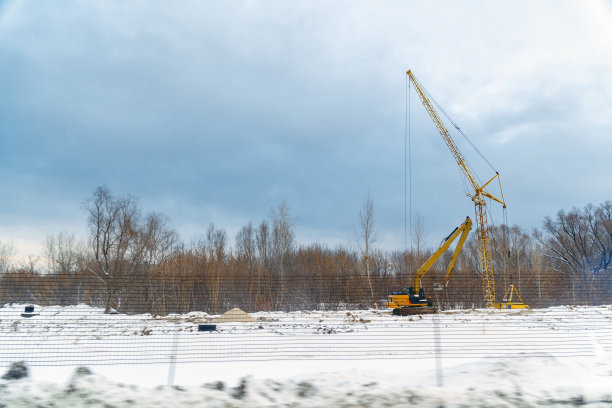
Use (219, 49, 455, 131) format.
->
(392, 307, 438, 316)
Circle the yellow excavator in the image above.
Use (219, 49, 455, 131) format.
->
(406, 70, 529, 310)
(387, 217, 472, 315)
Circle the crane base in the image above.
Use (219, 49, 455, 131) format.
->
(492, 303, 531, 310)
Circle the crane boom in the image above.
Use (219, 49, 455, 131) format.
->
(406, 71, 480, 193)
(406, 70, 506, 307)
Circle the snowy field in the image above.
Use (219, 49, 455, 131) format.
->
(1, 304, 611, 407)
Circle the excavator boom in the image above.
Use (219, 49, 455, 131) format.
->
(413, 216, 472, 292)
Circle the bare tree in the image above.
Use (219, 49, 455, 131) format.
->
(86, 186, 143, 313)
(0, 241, 15, 275)
(256, 221, 270, 261)
(22, 255, 41, 274)
(412, 211, 427, 258)
(45, 232, 88, 305)
(6, 196, 612, 311)
(271, 200, 295, 309)
(205, 223, 227, 312)
(236, 223, 256, 261)
(256, 220, 272, 309)
(539, 201, 612, 303)
(358, 192, 376, 300)
(542, 207, 593, 275)
(593, 201, 612, 272)
(136, 212, 179, 314)
(530, 230, 549, 307)
(139, 213, 178, 265)
(0, 241, 15, 304)
(236, 223, 256, 309)
(46, 232, 86, 275)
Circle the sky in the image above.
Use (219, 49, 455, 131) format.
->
(0, 0, 611, 260)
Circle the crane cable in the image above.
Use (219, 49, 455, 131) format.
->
(404, 74, 413, 254)
(411, 73, 511, 234)
(413, 77, 498, 176)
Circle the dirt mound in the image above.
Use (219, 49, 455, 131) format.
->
(212, 308, 255, 323)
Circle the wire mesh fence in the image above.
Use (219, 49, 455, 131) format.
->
(2, 200, 612, 373)
(2, 195, 610, 374)
(1, 301, 610, 368)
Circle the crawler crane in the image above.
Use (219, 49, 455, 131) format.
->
(387, 217, 472, 315)
(406, 70, 529, 309)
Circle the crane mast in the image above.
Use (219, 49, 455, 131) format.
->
(406, 70, 506, 307)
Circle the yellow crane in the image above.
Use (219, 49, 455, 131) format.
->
(406, 70, 528, 309)
(387, 217, 472, 315)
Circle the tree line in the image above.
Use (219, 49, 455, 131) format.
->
(0, 186, 611, 314)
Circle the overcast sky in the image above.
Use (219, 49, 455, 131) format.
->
(1, 0, 611, 259)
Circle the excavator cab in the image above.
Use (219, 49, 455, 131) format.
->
(387, 287, 433, 315)
(408, 287, 428, 303)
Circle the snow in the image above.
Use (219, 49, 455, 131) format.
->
(1, 304, 611, 406)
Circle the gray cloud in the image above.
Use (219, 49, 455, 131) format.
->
(0, 0, 611, 256)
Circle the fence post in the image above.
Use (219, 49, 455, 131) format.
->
(433, 315, 443, 387)
(167, 324, 179, 387)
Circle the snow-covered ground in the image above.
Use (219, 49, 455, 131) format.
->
(1, 304, 611, 407)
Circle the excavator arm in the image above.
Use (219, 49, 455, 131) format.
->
(413, 217, 472, 292)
